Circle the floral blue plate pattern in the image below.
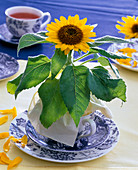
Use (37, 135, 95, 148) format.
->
(107, 38, 138, 72)
(25, 112, 110, 152)
(0, 52, 19, 80)
(9, 111, 119, 163)
(0, 24, 20, 44)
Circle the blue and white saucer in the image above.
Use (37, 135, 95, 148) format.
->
(0, 24, 20, 44)
(0, 24, 47, 45)
(0, 52, 19, 80)
(9, 111, 119, 163)
(25, 112, 109, 152)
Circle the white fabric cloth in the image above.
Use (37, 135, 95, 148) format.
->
(28, 95, 112, 146)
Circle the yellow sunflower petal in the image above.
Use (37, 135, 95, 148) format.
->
(3, 137, 11, 152)
(54, 18, 59, 23)
(79, 18, 87, 26)
(0, 152, 11, 164)
(0, 159, 6, 164)
(68, 15, 74, 25)
(81, 25, 92, 32)
(83, 31, 96, 38)
(75, 43, 89, 53)
(136, 17, 138, 23)
(127, 53, 132, 57)
(8, 157, 22, 169)
(74, 14, 79, 21)
(68, 45, 75, 50)
(21, 135, 28, 148)
(12, 107, 17, 120)
(133, 61, 137, 67)
(60, 44, 68, 51)
(0, 116, 8, 125)
(88, 39, 95, 42)
(116, 24, 124, 31)
(60, 16, 67, 25)
(134, 32, 138, 38)
(0, 109, 11, 114)
(64, 48, 71, 55)
(117, 58, 131, 66)
(55, 43, 63, 49)
(73, 14, 80, 25)
(0, 132, 9, 139)
(117, 21, 126, 26)
(46, 33, 58, 39)
(10, 137, 21, 143)
(73, 47, 79, 51)
(118, 47, 136, 53)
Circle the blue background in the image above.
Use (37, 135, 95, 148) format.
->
(0, 0, 138, 60)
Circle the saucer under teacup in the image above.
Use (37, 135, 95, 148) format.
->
(25, 111, 109, 152)
(0, 23, 47, 45)
(9, 110, 119, 163)
(0, 24, 20, 44)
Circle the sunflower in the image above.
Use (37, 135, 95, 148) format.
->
(46, 15, 96, 55)
(116, 16, 138, 39)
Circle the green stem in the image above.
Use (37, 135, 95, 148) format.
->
(73, 53, 89, 62)
(66, 50, 73, 66)
(80, 58, 98, 65)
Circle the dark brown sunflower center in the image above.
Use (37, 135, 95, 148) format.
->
(58, 25, 83, 45)
(132, 24, 138, 33)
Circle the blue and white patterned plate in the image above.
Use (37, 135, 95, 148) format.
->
(0, 52, 19, 80)
(25, 112, 110, 152)
(0, 24, 20, 44)
(9, 111, 119, 163)
(107, 38, 138, 72)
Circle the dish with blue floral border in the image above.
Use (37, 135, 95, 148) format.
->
(9, 110, 119, 163)
(0, 23, 47, 45)
(25, 111, 110, 152)
(107, 38, 138, 72)
(0, 52, 19, 80)
(0, 24, 20, 44)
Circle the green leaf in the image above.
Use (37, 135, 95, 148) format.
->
(91, 47, 130, 59)
(88, 35, 131, 47)
(7, 74, 23, 94)
(98, 57, 120, 78)
(87, 66, 126, 102)
(38, 79, 67, 128)
(95, 35, 131, 43)
(51, 49, 67, 79)
(15, 55, 50, 98)
(37, 31, 48, 37)
(98, 57, 109, 66)
(108, 62, 120, 78)
(17, 33, 49, 54)
(60, 65, 90, 126)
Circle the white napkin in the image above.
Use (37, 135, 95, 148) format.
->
(27, 93, 112, 146)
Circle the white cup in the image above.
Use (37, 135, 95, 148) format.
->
(5, 6, 51, 37)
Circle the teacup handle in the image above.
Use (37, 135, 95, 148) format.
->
(78, 119, 96, 140)
(41, 12, 51, 30)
